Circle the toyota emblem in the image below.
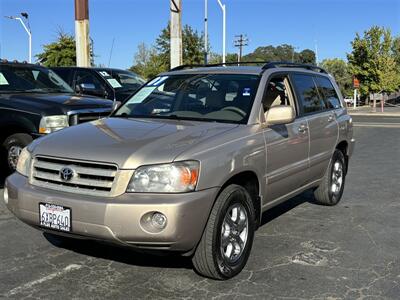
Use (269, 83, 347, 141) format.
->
(60, 167, 74, 181)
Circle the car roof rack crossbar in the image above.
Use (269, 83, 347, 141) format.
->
(169, 61, 271, 72)
(261, 61, 328, 73)
(168, 61, 328, 74)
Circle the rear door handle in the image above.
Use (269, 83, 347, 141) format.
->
(298, 124, 308, 133)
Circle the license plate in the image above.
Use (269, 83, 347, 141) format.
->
(39, 203, 71, 232)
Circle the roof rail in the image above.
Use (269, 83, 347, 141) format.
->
(262, 61, 327, 74)
(169, 61, 270, 72)
(168, 61, 327, 74)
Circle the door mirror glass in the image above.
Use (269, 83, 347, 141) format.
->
(79, 83, 96, 90)
(264, 105, 295, 125)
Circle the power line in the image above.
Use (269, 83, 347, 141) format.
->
(234, 34, 248, 62)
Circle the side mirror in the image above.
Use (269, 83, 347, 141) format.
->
(264, 105, 295, 126)
(79, 83, 96, 90)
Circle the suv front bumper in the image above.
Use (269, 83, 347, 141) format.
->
(5, 173, 218, 252)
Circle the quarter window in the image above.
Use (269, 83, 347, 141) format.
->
(315, 76, 342, 109)
(292, 74, 326, 114)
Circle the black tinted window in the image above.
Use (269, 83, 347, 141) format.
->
(292, 74, 326, 114)
(53, 69, 72, 84)
(315, 76, 341, 109)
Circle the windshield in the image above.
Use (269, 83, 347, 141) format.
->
(0, 65, 74, 93)
(114, 74, 260, 124)
(97, 69, 145, 91)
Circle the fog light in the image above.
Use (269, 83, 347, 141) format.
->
(151, 212, 167, 229)
(3, 187, 9, 204)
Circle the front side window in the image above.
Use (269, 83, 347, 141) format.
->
(315, 76, 342, 109)
(0, 65, 73, 93)
(75, 70, 104, 90)
(292, 74, 326, 114)
(114, 74, 260, 124)
(263, 75, 295, 112)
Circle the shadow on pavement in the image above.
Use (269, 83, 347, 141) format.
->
(42, 191, 315, 270)
(43, 232, 193, 269)
(260, 190, 314, 227)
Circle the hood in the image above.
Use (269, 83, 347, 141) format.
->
(31, 117, 238, 169)
(4, 93, 112, 115)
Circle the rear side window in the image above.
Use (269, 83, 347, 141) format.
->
(291, 74, 326, 114)
(315, 76, 341, 109)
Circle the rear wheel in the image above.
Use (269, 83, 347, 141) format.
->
(192, 184, 255, 280)
(314, 149, 346, 206)
(2, 133, 33, 173)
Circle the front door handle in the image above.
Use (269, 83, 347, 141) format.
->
(298, 124, 308, 133)
(328, 114, 335, 122)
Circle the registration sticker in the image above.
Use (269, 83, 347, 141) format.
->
(147, 76, 169, 87)
(39, 203, 71, 232)
(242, 87, 251, 96)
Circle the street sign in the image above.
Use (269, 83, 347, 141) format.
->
(353, 77, 360, 89)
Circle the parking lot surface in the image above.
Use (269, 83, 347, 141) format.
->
(1, 116, 399, 299)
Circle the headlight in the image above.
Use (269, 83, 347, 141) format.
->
(39, 115, 69, 134)
(16, 147, 32, 177)
(127, 161, 199, 193)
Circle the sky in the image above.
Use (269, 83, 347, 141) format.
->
(0, 0, 399, 69)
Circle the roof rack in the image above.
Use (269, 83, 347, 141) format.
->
(168, 61, 327, 74)
(261, 61, 327, 73)
(169, 61, 269, 72)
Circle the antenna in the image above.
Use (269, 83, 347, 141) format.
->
(108, 37, 115, 67)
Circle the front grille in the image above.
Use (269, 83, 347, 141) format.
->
(68, 109, 111, 126)
(30, 156, 118, 196)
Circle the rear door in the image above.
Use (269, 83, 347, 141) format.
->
(291, 73, 339, 182)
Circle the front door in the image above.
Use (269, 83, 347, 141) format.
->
(262, 75, 310, 202)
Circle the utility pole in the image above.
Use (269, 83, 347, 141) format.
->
(234, 34, 248, 63)
(74, 0, 91, 67)
(204, 0, 208, 64)
(170, 0, 182, 69)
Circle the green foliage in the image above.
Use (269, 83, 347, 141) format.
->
(320, 58, 353, 97)
(36, 32, 76, 67)
(132, 24, 205, 79)
(129, 43, 167, 79)
(242, 44, 315, 64)
(347, 26, 400, 96)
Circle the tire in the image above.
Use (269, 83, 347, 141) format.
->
(2, 133, 33, 173)
(192, 184, 256, 280)
(314, 149, 346, 206)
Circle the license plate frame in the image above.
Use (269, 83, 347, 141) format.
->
(39, 203, 71, 232)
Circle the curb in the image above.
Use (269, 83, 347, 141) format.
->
(348, 112, 400, 117)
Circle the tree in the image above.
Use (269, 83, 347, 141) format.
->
(155, 24, 205, 67)
(347, 26, 400, 106)
(36, 32, 76, 66)
(242, 44, 315, 64)
(392, 36, 400, 66)
(129, 43, 167, 79)
(320, 58, 353, 97)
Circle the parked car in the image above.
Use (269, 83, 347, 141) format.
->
(51, 67, 145, 102)
(4, 62, 355, 280)
(0, 60, 113, 175)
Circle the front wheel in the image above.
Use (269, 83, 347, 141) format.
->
(2, 133, 33, 173)
(192, 184, 256, 280)
(313, 149, 346, 206)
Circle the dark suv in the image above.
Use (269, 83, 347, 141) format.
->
(0, 61, 113, 176)
(51, 67, 145, 102)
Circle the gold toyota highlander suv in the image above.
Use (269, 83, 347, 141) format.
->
(4, 62, 355, 280)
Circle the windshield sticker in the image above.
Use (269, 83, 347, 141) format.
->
(107, 78, 123, 88)
(242, 88, 251, 96)
(99, 71, 111, 77)
(128, 86, 156, 103)
(0, 72, 9, 85)
(147, 76, 169, 87)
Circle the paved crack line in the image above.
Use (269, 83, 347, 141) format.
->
(4, 264, 82, 297)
